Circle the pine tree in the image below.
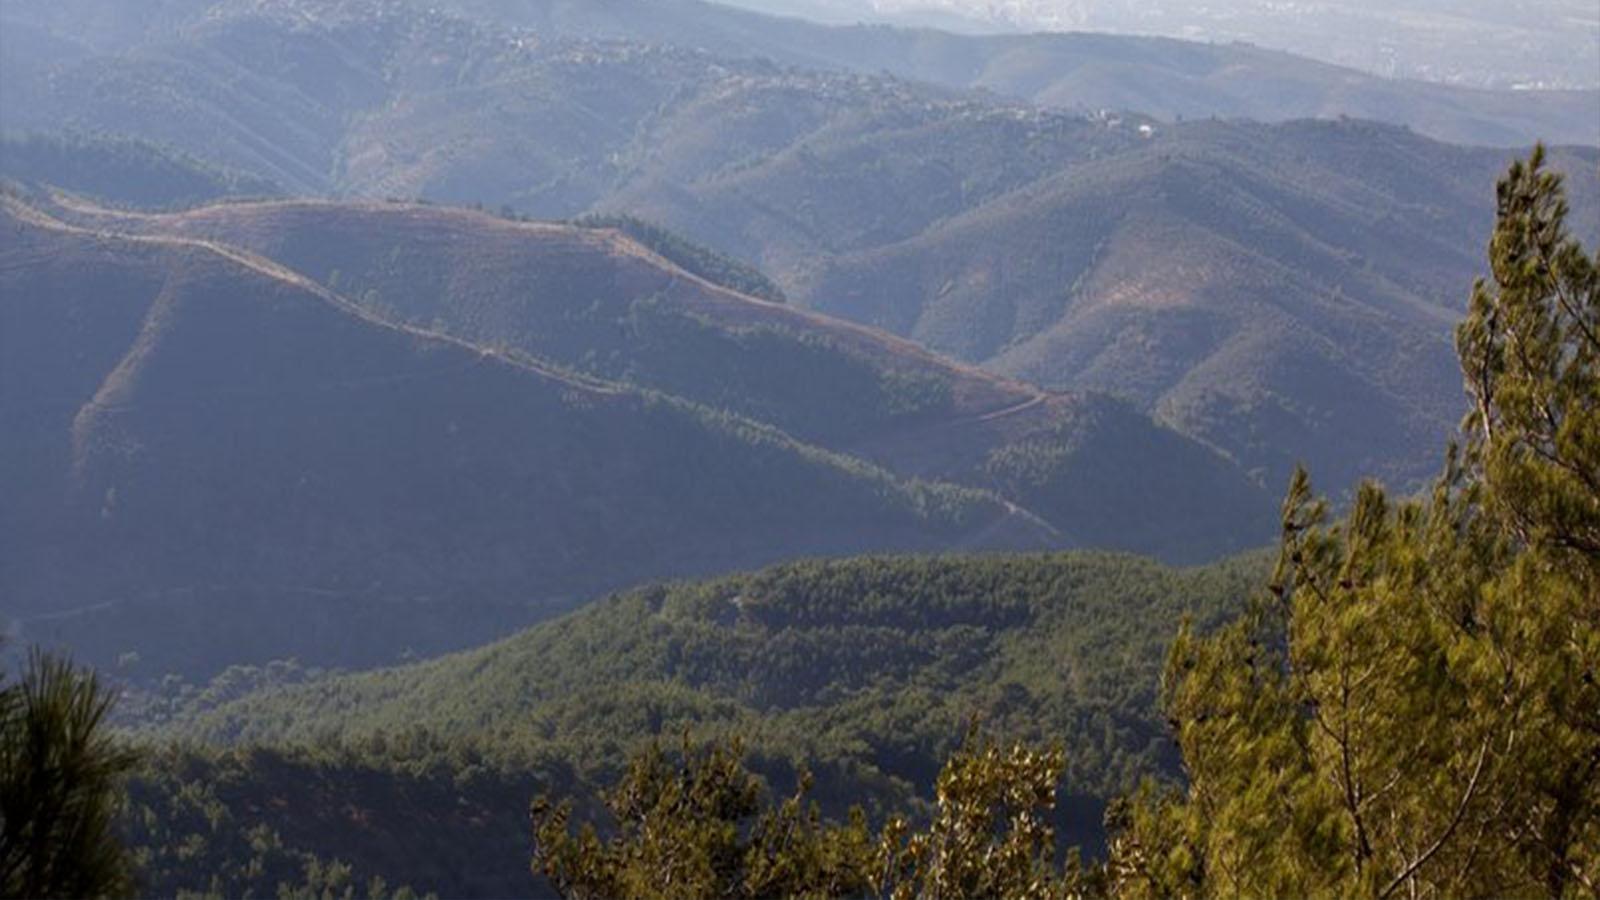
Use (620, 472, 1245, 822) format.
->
(1107, 148, 1598, 898)
(0, 650, 141, 898)
(531, 737, 874, 899)
(874, 732, 1092, 900)
(531, 731, 1095, 900)
(1456, 144, 1599, 897)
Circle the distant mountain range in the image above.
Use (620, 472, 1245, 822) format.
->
(1, 192, 1271, 676)
(722, 119, 1600, 486)
(2, 0, 1593, 174)
(717, 0, 1600, 91)
(429, 0, 1600, 144)
(5, 1, 1595, 498)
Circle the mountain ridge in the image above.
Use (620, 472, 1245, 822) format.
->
(6, 2, 1593, 496)
(3, 197, 1061, 676)
(2, 194, 1273, 678)
(35, 193, 1275, 554)
(399, 0, 1600, 147)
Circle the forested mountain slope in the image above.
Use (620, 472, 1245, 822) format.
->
(130, 550, 1265, 896)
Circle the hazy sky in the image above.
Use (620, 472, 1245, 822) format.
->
(734, 0, 1600, 88)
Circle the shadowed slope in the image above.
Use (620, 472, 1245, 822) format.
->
(0, 198, 1046, 676)
(49, 196, 1276, 563)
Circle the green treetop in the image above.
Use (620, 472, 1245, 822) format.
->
(1109, 147, 1598, 898)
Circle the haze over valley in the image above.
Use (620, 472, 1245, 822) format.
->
(725, 0, 1600, 89)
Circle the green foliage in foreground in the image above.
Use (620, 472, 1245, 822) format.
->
(1107, 147, 1599, 898)
(121, 740, 549, 899)
(1, 650, 140, 899)
(532, 732, 1094, 900)
(533, 737, 874, 899)
(874, 734, 1093, 900)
